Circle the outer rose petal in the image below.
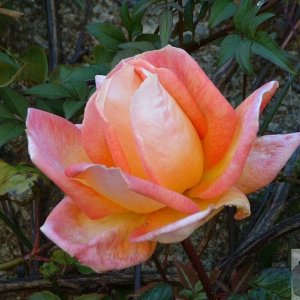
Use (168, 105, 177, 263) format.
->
(100, 64, 147, 179)
(130, 187, 250, 243)
(82, 91, 115, 166)
(91, 79, 131, 172)
(131, 74, 204, 193)
(26, 109, 125, 219)
(95, 75, 106, 89)
(124, 45, 238, 169)
(41, 197, 156, 272)
(187, 81, 279, 199)
(66, 163, 200, 214)
(236, 133, 300, 194)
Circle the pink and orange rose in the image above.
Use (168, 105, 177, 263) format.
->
(26, 46, 300, 272)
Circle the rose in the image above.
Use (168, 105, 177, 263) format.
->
(26, 46, 300, 272)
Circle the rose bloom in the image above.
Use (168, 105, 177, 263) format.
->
(26, 46, 300, 272)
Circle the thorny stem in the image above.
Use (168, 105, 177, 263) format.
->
(0, 242, 53, 271)
(181, 238, 215, 300)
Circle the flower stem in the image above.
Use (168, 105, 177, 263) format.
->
(181, 238, 215, 300)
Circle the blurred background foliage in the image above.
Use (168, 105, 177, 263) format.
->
(0, 0, 299, 299)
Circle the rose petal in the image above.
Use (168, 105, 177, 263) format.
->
(130, 45, 238, 169)
(26, 108, 125, 219)
(100, 64, 148, 179)
(95, 75, 106, 89)
(130, 187, 249, 243)
(131, 73, 204, 193)
(41, 197, 156, 272)
(91, 79, 131, 172)
(132, 60, 207, 138)
(66, 163, 200, 214)
(82, 89, 115, 166)
(187, 81, 279, 199)
(236, 133, 300, 194)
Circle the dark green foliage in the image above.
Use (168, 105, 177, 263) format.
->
(135, 283, 173, 300)
(159, 9, 173, 47)
(27, 291, 61, 300)
(235, 39, 254, 74)
(209, 0, 237, 28)
(252, 31, 296, 74)
(218, 34, 242, 67)
(216, 0, 295, 74)
(229, 268, 291, 299)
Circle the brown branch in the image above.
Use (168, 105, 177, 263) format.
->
(45, 0, 60, 70)
(0, 272, 178, 294)
(0, 242, 53, 271)
(181, 238, 215, 300)
(151, 253, 169, 282)
(69, 0, 92, 63)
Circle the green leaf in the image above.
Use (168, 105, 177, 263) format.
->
(184, 0, 195, 33)
(50, 249, 76, 265)
(218, 34, 242, 67)
(0, 103, 15, 121)
(133, 0, 163, 16)
(194, 281, 204, 294)
(235, 39, 253, 74)
(111, 48, 141, 68)
(60, 65, 109, 84)
(120, 3, 133, 37)
(179, 289, 193, 299)
(75, 263, 94, 274)
(159, 10, 173, 47)
(93, 45, 116, 64)
(0, 87, 29, 119)
(198, 1, 210, 21)
(251, 268, 291, 299)
(74, 294, 109, 300)
(20, 46, 48, 84)
(75, 0, 85, 9)
(27, 291, 61, 300)
(209, 0, 237, 28)
(0, 61, 24, 87)
(25, 83, 71, 99)
(250, 12, 275, 36)
(229, 287, 282, 299)
(233, 0, 252, 31)
(0, 160, 40, 203)
(238, 2, 260, 35)
(0, 122, 24, 147)
(252, 31, 296, 74)
(87, 23, 126, 49)
(0, 52, 19, 68)
(119, 41, 155, 52)
(135, 34, 161, 48)
(63, 100, 85, 119)
(39, 262, 60, 278)
(136, 283, 173, 300)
